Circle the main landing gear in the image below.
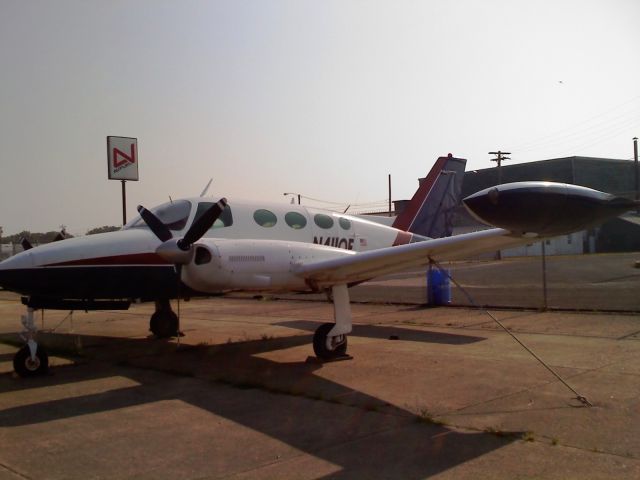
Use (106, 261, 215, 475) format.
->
(312, 284, 353, 361)
(149, 300, 179, 338)
(13, 308, 49, 377)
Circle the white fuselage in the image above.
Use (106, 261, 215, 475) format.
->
(171, 197, 404, 252)
(0, 196, 416, 299)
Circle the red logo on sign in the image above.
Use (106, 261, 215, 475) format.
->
(113, 143, 136, 168)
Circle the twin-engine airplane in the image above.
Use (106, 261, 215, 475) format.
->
(1, 155, 636, 377)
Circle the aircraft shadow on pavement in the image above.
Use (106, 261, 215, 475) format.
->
(276, 320, 486, 345)
(0, 332, 517, 479)
(0, 352, 17, 363)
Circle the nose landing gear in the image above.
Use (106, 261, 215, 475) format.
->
(13, 342, 49, 377)
(149, 300, 179, 338)
(13, 308, 49, 377)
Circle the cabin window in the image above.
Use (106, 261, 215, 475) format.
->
(194, 202, 233, 229)
(254, 209, 278, 227)
(314, 214, 334, 229)
(338, 217, 351, 230)
(285, 211, 307, 229)
(127, 200, 192, 231)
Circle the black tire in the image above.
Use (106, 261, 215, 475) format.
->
(13, 345, 49, 377)
(313, 323, 348, 360)
(150, 309, 179, 338)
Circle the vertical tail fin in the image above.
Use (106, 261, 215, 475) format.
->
(392, 154, 467, 238)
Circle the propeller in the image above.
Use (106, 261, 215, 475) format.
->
(136, 197, 228, 339)
(136, 197, 228, 263)
(20, 238, 33, 251)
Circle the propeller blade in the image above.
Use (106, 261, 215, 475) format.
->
(137, 205, 173, 242)
(20, 238, 33, 251)
(178, 198, 227, 250)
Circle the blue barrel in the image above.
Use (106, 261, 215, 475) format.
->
(427, 268, 451, 305)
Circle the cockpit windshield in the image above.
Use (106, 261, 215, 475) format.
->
(125, 200, 192, 231)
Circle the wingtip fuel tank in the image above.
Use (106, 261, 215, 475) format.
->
(463, 181, 638, 237)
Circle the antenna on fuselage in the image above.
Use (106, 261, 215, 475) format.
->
(200, 178, 213, 197)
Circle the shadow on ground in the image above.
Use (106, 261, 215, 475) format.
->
(0, 330, 518, 479)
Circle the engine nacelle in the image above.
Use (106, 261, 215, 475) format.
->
(180, 238, 354, 293)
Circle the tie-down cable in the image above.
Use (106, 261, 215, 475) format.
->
(429, 258, 593, 407)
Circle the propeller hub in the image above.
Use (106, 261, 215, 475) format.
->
(156, 239, 193, 264)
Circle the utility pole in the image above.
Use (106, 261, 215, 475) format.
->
(489, 151, 511, 184)
(388, 174, 392, 217)
(634, 137, 639, 214)
(489, 151, 511, 260)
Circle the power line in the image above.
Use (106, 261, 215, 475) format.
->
(511, 95, 640, 154)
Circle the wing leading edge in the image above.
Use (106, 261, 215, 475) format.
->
(295, 228, 525, 288)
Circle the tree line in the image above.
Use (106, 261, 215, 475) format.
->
(0, 225, 121, 244)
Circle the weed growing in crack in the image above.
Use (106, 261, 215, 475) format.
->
(522, 431, 535, 442)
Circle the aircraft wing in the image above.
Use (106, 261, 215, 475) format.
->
(297, 180, 640, 288)
(296, 228, 528, 288)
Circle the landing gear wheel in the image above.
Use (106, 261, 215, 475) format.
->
(13, 345, 49, 377)
(150, 309, 179, 338)
(313, 323, 348, 360)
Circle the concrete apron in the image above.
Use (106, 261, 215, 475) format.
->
(1, 295, 639, 478)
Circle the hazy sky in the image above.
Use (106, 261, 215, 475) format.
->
(1, 0, 639, 235)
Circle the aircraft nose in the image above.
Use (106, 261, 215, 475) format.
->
(0, 252, 33, 292)
(0, 250, 34, 270)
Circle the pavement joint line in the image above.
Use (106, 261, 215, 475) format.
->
(0, 461, 31, 480)
(117, 354, 420, 422)
(130, 337, 603, 439)
(393, 318, 640, 342)
(461, 355, 621, 409)
(617, 329, 640, 340)
(45, 310, 320, 328)
(438, 371, 596, 419)
(551, 356, 640, 383)
(536, 438, 640, 462)
(430, 419, 640, 462)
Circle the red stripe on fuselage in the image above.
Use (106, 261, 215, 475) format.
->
(46, 253, 170, 266)
(392, 231, 413, 246)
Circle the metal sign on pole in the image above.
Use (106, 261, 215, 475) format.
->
(388, 174, 392, 217)
(633, 137, 638, 214)
(107, 136, 139, 225)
